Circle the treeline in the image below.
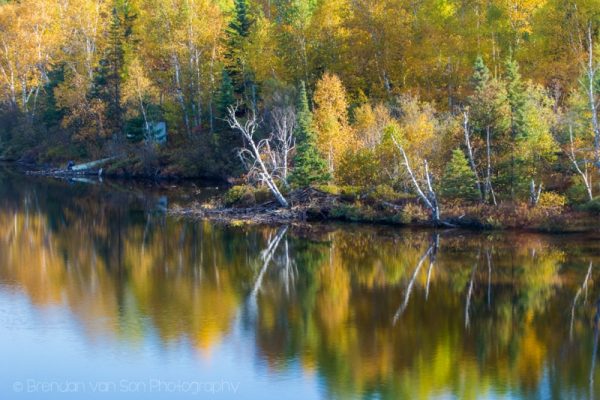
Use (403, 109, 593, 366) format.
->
(0, 0, 599, 216)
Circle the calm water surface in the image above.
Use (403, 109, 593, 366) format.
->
(1, 166, 600, 399)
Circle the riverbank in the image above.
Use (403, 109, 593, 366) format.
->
(4, 160, 598, 233)
(168, 186, 600, 233)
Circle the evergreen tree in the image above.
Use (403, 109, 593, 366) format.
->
(215, 70, 240, 163)
(217, 70, 235, 117)
(471, 56, 490, 93)
(225, 0, 255, 106)
(441, 149, 479, 200)
(505, 56, 527, 139)
(289, 82, 330, 187)
(504, 56, 528, 197)
(90, 1, 136, 139)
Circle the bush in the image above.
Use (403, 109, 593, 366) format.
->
(580, 198, 600, 215)
(254, 187, 275, 204)
(401, 203, 428, 223)
(536, 192, 566, 214)
(372, 184, 396, 202)
(316, 184, 341, 195)
(339, 186, 363, 202)
(566, 182, 590, 205)
(223, 185, 255, 207)
(336, 148, 382, 188)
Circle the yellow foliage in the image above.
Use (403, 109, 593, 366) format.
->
(313, 72, 356, 173)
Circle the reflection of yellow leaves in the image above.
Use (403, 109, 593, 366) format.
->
(517, 324, 545, 389)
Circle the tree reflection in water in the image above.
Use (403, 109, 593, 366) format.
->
(1, 171, 600, 398)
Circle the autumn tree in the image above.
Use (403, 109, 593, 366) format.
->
(313, 73, 354, 174)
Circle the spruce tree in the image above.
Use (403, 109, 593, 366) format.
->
(289, 82, 330, 187)
(504, 56, 528, 197)
(505, 56, 527, 139)
(91, 1, 135, 139)
(471, 56, 490, 93)
(442, 149, 479, 200)
(217, 70, 235, 117)
(215, 70, 240, 160)
(225, 0, 255, 106)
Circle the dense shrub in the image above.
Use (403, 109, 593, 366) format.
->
(223, 185, 255, 207)
(580, 198, 600, 215)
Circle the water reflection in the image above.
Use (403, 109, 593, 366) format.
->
(1, 168, 600, 399)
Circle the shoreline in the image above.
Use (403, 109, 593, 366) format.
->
(167, 189, 600, 235)
(4, 161, 598, 234)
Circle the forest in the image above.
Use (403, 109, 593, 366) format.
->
(1, 0, 600, 225)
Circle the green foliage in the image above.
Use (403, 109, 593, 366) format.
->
(441, 149, 479, 200)
(505, 55, 527, 140)
(471, 56, 490, 93)
(224, 185, 255, 207)
(90, 3, 136, 138)
(289, 82, 330, 187)
(580, 198, 600, 215)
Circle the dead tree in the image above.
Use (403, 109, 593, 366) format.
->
(463, 111, 483, 201)
(391, 135, 440, 223)
(269, 105, 296, 184)
(584, 24, 600, 168)
(484, 127, 498, 205)
(226, 104, 289, 208)
(568, 126, 594, 201)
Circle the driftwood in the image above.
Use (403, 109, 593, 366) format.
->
(27, 156, 122, 177)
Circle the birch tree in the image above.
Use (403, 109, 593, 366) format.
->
(226, 104, 289, 208)
(567, 125, 594, 200)
(584, 24, 600, 168)
(391, 134, 440, 223)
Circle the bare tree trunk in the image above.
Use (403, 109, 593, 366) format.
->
(569, 126, 594, 200)
(227, 105, 289, 208)
(586, 24, 600, 168)
(138, 92, 151, 141)
(530, 179, 543, 206)
(172, 54, 191, 136)
(391, 135, 440, 223)
(485, 126, 498, 205)
(463, 111, 483, 201)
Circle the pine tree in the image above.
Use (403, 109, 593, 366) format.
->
(217, 70, 235, 117)
(441, 149, 479, 200)
(215, 70, 242, 173)
(471, 56, 490, 93)
(289, 82, 330, 187)
(228, 0, 252, 38)
(90, 1, 136, 139)
(225, 0, 255, 106)
(504, 55, 528, 197)
(505, 56, 527, 140)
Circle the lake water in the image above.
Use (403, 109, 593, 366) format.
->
(0, 166, 599, 399)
